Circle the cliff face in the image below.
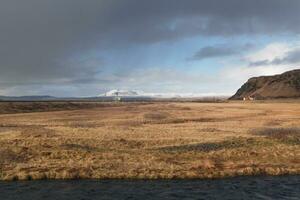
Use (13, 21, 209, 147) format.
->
(230, 69, 300, 100)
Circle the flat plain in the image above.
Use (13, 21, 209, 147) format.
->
(0, 101, 299, 180)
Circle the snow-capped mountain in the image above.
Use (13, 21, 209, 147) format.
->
(99, 89, 230, 98)
(100, 89, 140, 97)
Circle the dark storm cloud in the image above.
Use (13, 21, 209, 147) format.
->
(0, 0, 300, 92)
(249, 48, 300, 67)
(189, 44, 253, 60)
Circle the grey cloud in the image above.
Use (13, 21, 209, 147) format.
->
(191, 46, 237, 60)
(0, 67, 221, 96)
(273, 49, 300, 65)
(1, 0, 300, 93)
(189, 43, 253, 60)
(249, 48, 300, 67)
(249, 60, 270, 67)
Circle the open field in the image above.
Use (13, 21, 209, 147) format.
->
(0, 101, 300, 180)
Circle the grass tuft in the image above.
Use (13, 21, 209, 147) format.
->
(159, 138, 270, 153)
(251, 127, 300, 145)
(143, 112, 170, 120)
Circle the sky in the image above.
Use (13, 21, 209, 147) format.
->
(0, 0, 300, 97)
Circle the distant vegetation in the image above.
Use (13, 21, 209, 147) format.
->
(0, 102, 131, 114)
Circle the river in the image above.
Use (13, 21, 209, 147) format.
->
(0, 176, 299, 200)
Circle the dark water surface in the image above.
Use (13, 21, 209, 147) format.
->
(0, 176, 299, 200)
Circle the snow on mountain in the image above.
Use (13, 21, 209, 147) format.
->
(100, 89, 140, 97)
(99, 90, 230, 98)
(140, 92, 230, 98)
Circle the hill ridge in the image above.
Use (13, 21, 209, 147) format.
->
(230, 69, 300, 100)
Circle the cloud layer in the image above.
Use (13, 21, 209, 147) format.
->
(0, 0, 300, 96)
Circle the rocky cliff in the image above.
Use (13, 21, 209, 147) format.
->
(230, 69, 300, 100)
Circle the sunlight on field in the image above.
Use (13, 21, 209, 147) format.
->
(0, 101, 299, 180)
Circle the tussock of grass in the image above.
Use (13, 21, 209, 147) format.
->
(60, 144, 98, 152)
(159, 138, 271, 153)
(20, 127, 57, 138)
(178, 106, 192, 110)
(251, 127, 300, 145)
(143, 112, 170, 120)
(200, 128, 221, 132)
(0, 149, 29, 166)
(0, 102, 131, 114)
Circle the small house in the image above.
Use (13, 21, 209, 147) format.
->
(243, 96, 255, 101)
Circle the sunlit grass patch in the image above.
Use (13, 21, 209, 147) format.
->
(0, 101, 300, 180)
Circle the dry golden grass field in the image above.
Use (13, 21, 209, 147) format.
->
(0, 101, 300, 180)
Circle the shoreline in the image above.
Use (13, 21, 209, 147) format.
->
(2, 170, 300, 182)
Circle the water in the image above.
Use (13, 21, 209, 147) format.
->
(0, 176, 299, 200)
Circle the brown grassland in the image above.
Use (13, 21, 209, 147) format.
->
(0, 100, 299, 181)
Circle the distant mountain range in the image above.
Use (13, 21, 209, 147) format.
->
(3, 68, 299, 102)
(230, 69, 300, 100)
(0, 95, 57, 101)
(0, 91, 228, 102)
